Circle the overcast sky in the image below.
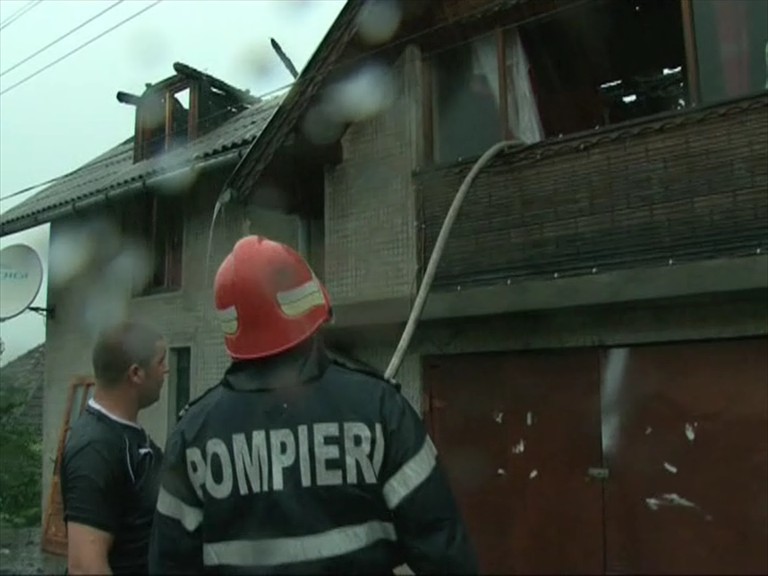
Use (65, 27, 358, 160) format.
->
(0, 0, 345, 365)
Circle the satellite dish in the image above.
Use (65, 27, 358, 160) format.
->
(0, 244, 44, 322)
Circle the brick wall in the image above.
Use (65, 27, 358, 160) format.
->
(416, 96, 768, 287)
(323, 47, 422, 305)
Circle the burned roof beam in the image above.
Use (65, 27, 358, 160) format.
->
(271, 38, 299, 79)
(116, 91, 141, 106)
(173, 61, 260, 105)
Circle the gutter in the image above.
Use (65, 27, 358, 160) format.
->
(0, 148, 244, 237)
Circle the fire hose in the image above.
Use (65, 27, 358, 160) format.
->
(384, 140, 520, 381)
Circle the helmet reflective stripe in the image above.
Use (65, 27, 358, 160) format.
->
(276, 277, 325, 318)
(217, 306, 238, 335)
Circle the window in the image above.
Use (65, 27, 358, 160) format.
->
(167, 347, 191, 428)
(122, 192, 184, 294)
(432, 29, 543, 163)
(691, 0, 768, 103)
(429, 0, 689, 163)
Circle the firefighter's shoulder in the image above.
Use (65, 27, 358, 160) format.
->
(177, 382, 223, 422)
(326, 348, 402, 394)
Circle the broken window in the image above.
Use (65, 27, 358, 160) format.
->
(429, 0, 688, 163)
(122, 192, 184, 294)
(691, 0, 768, 103)
(135, 85, 194, 162)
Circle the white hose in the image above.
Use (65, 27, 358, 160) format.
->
(384, 140, 520, 381)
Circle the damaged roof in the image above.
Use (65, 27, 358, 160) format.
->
(225, 0, 367, 200)
(2, 0, 367, 236)
(0, 89, 284, 237)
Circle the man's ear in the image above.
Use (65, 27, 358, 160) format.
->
(127, 363, 144, 384)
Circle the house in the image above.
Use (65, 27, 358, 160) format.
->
(220, 0, 766, 573)
(1, 0, 767, 573)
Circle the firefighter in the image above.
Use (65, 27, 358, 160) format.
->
(148, 235, 477, 574)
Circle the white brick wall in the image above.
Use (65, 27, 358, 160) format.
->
(324, 47, 422, 305)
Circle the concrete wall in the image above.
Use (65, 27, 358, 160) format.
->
(40, 169, 301, 523)
(323, 45, 423, 305)
(328, 290, 768, 416)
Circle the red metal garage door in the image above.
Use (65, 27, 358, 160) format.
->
(423, 337, 768, 575)
(423, 348, 605, 575)
(602, 338, 768, 575)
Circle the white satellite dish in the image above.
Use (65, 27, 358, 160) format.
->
(0, 244, 44, 322)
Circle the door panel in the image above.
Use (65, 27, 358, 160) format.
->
(603, 338, 768, 575)
(424, 349, 604, 574)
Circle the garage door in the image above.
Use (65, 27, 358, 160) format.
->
(423, 337, 768, 575)
(423, 348, 605, 574)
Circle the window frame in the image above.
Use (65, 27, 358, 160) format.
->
(122, 192, 184, 296)
(166, 346, 192, 432)
(135, 81, 200, 162)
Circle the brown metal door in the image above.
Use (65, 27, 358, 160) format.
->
(603, 338, 768, 575)
(424, 349, 604, 574)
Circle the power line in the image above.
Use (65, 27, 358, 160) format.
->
(0, 0, 35, 28)
(0, 0, 162, 97)
(1, 0, 590, 205)
(0, 100, 276, 204)
(0, 1, 125, 79)
(0, 0, 43, 31)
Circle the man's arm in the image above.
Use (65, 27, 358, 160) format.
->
(379, 390, 479, 574)
(148, 428, 204, 574)
(61, 444, 120, 575)
(66, 523, 114, 575)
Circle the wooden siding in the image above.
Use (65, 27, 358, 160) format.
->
(416, 95, 768, 287)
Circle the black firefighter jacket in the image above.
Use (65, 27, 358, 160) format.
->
(148, 341, 478, 575)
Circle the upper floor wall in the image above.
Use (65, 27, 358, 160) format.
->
(323, 46, 423, 306)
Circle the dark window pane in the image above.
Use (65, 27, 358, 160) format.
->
(520, 0, 688, 137)
(175, 348, 191, 419)
(433, 34, 503, 163)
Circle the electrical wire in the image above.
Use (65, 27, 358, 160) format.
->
(0, 1, 126, 78)
(0, 0, 162, 97)
(1, 0, 591, 204)
(0, 0, 43, 32)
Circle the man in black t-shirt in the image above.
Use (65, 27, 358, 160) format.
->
(61, 321, 167, 574)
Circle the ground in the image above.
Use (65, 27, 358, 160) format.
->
(0, 526, 45, 575)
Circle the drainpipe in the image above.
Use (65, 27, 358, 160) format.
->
(0, 149, 244, 237)
(384, 140, 522, 381)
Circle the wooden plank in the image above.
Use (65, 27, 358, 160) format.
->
(41, 378, 95, 557)
(680, 0, 701, 106)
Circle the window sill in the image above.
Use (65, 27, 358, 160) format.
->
(133, 286, 182, 301)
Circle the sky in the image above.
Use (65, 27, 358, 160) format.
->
(0, 0, 346, 365)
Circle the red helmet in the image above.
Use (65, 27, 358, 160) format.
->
(214, 235, 332, 360)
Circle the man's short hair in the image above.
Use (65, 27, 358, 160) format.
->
(92, 321, 164, 387)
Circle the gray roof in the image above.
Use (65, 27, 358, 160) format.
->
(1, 94, 284, 236)
(0, 343, 45, 437)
